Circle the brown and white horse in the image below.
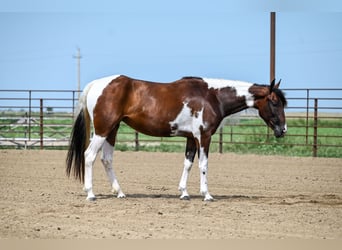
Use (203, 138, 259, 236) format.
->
(66, 75, 287, 201)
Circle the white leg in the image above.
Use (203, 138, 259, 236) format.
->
(101, 140, 125, 198)
(84, 134, 106, 201)
(178, 158, 193, 200)
(199, 147, 214, 201)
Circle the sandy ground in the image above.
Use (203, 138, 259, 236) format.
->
(0, 150, 341, 239)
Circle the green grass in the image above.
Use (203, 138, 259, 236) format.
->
(0, 112, 341, 157)
(0, 113, 73, 139)
(108, 117, 342, 157)
(217, 117, 342, 157)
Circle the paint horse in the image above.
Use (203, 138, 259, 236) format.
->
(66, 75, 287, 201)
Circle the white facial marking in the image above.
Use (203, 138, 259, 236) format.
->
(203, 78, 254, 107)
(169, 102, 205, 141)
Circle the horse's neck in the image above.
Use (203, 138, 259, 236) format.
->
(215, 84, 270, 117)
(216, 90, 251, 118)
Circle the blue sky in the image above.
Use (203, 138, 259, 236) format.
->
(1, 1, 342, 91)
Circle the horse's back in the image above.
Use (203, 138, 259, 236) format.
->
(82, 74, 210, 125)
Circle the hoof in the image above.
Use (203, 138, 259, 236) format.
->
(204, 197, 214, 202)
(180, 195, 190, 201)
(117, 193, 126, 199)
(203, 193, 214, 202)
(86, 197, 96, 202)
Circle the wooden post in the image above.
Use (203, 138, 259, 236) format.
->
(219, 127, 223, 153)
(28, 90, 32, 140)
(306, 89, 310, 144)
(313, 99, 318, 157)
(135, 131, 139, 151)
(270, 12, 276, 84)
(268, 12, 276, 142)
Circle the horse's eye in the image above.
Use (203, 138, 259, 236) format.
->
(268, 99, 280, 108)
(271, 99, 280, 106)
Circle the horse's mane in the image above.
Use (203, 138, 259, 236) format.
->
(181, 76, 203, 80)
(273, 88, 287, 107)
(181, 77, 287, 107)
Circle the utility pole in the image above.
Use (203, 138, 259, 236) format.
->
(270, 12, 276, 84)
(73, 48, 82, 99)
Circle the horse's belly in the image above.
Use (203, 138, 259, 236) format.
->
(123, 118, 173, 137)
(123, 101, 207, 138)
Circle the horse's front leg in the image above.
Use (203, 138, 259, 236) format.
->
(198, 137, 214, 201)
(178, 137, 197, 200)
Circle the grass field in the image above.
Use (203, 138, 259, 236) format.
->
(0, 112, 341, 157)
(114, 117, 342, 158)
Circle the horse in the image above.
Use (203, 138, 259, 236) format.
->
(66, 75, 287, 201)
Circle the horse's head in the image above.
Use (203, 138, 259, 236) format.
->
(251, 79, 287, 138)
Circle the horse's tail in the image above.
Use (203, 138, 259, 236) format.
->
(66, 99, 91, 183)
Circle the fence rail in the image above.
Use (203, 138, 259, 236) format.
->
(0, 88, 341, 157)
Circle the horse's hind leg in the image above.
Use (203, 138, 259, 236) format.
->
(101, 124, 125, 198)
(101, 139, 125, 198)
(178, 137, 197, 200)
(84, 134, 106, 201)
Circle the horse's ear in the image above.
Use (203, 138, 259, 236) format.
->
(270, 79, 275, 92)
(270, 78, 281, 92)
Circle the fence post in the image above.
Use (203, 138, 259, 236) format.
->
(135, 131, 139, 151)
(40, 99, 44, 149)
(24, 112, 28, 149)
(313, 99, 318, 157)
(28, 90, 32, 140)
(230, 126, 233, 142)
(306, 89, 310, 144)
(72, 91, 75, 121)
(219, 127, 223, 153)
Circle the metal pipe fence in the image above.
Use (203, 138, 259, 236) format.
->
(0, 88, 341, 157)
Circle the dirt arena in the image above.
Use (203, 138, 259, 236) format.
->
(0, 150, 341, 239)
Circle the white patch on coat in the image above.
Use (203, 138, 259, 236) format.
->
(80, 75, 120, 121)
(203, 78, 255, 107)
(169, 102, 205, 141)
(178, 158, 193, 198)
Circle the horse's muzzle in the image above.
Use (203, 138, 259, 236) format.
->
(274, 124, 287, 138)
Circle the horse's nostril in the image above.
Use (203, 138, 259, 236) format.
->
(283, 124, 288, 133)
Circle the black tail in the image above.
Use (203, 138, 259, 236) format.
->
(66, 109, 87, 182)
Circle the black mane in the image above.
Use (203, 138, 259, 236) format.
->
(273, 88, 287, 107)
(181, 76, 203, 80)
